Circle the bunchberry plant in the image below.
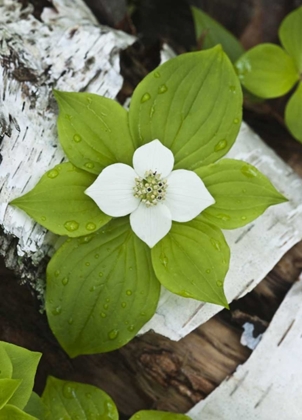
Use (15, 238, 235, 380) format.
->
(10, 46, 285, 357)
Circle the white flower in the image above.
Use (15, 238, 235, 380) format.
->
(85, 140, 215, 248)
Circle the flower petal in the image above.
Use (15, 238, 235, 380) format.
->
(130, 203, 172, 248)
(165, 169, 215, 222)
(85, 163, 139, 217)
(133, 139, 174, 178)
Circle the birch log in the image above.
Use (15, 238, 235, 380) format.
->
(188, 275, 302, 420)
(0, 0, 134, 282)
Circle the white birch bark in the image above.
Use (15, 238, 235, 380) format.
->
(188, 275, 302, 420)
(0, 0, 134, 277)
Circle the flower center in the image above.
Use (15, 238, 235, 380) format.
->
(133, 170, 168, 207)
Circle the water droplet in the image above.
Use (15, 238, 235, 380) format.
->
(100, 312, 106, 318)
(86, 393, 92, 399)
(79, 235, 92, 244)
(150, 106, 155, 118)
(73, 134, 82, 143)
(94, 253, 99, 259)
(241, 165, 258, 178)
(52, 306, 62, 316)
(47, 169, 59, 179)
(62, 382, 76, 399)
(126, 290, 132, 296)
(216, 280, 223, 287)
(128, 325, 135, 332)
(68, 317, 73, 325)
(108, 329, 119, 340)
(85, 162, 95, 170)
(233, 118, 239, 124)
(182, 290, 193, 298)
(121, 302, 127, 308)
(65, 114, 72, 120)
(241, 216, 247, 221)
(140, 312, 146, 316)
(99, 272, 103, 277)
(86, 222, 96, 231)
(154, 71, 160, 78)
(211, 238, 221, 251)
(159, 253, 168, 268)
(229, 85, 236, 93)
(242, 188, 247, 193)
(206, 269, 211, 274)
(41, 216, 46, 222)
(141, 93, 151, 103)
(216, 214, 231, 222)
(214, 139, 227, 152)
(85, 261, 90, 266)
(90, 285, 96, 292)
(103, 303, 109, 310)
(54, 270, 60, 277)
(158, 84, 168, 94)
(62, 277, 69, 286)
(64, 220, 79, 232)
(129, 266, 133, 271)
(106, 298, 110, 303)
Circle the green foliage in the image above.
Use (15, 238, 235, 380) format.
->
(24, 393, 45, 420)
(152, 219, 229, 306)
(130, 411, 192, 420)
(129, 46, 242, 169)
(10, 162, 110, 237)
(279, 6, 302, 73)
(235, 44, 298, 98)
(46, 218, 160, 357)
(0, 342, 41, 419)
(42, 377, 118, 420)
(54, 91, 135, 175)
(191, 6, 244, 63)
(196, 159, 287, 229)
(285, 82, 302, 143)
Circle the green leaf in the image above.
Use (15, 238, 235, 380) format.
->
(54, 91, 135, 175)
(0, 346, 12, 379)
(195, 159, 287, 229)
(279, 6, 302, 73)
(0, 379, 22, 410)
(130, 411, 192, 420)
(46, 218, 160, 357)
(285, 82, 302, 143)
(42, 377, 118, 420)
(0, 405, 37, 420)
(151, 219, 230, 306)
(235, 43, 299, 98)
(129, 46, 242, 169)
(191, 6, 244, 63)
(10, 162, 110, 238)
(24, 393, 45, 420)
(0, 342, 41, 410)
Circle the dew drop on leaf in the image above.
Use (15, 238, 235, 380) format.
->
(65, 114, 72, 120)
(158, 84, 168, 94)
(121, 302, 127, 308)
(85, 262, 90, 267)
(241, 165, 258, 178)
(103, 303, 109, 310)
(86, 222, 96, 231)
(126, 289, 132, 296)
(229, 85, 236, 93)
(100, 312, 106, 318)
(85, 162, 95, 170)
(52, 306, 62, 316)
(128, 325, 135, 332)
(216, 214, 231, 221)
(108, 329, 119, 340)
(94, 253, 99, 259)
(54, 270, 60, 277)
(47, 169, 59, 179)
(64, 220, 79, 232)
(159, 253, 169, 267)
(41, 216, 46, 221)
(154, 71, 160, 78)
(73, 134, 82, 143)
(62, 277, 69, 286)
(214, 139, 227, 152)
(206, 269, 211, 274)
(62, 383, 75, 399)
(141, 93, 151, 103)
(211, 238, 221, 251)
(241, 216, 247, 221)
(233, 118, 239, 124)
(90, 285, 96, 292)
(216, 280, 223, 287)
(99, 272, 103, 277)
